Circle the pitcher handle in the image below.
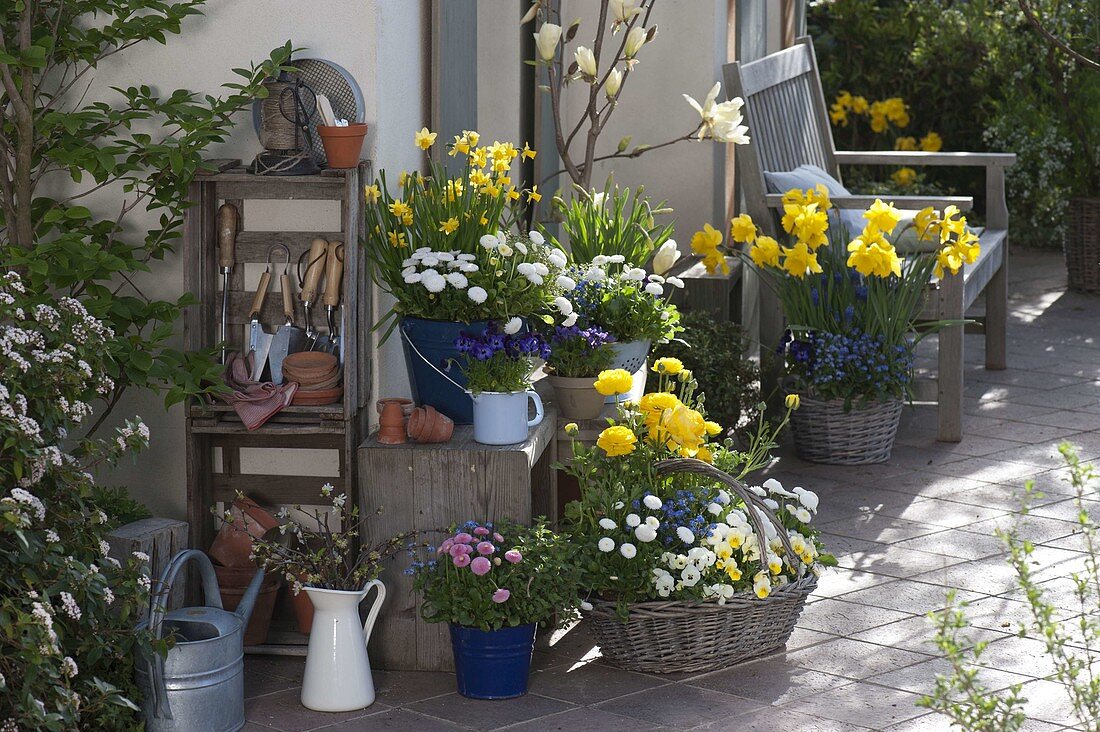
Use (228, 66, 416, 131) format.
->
(526, 391, 544, 428)
(360, 579, 386, 646)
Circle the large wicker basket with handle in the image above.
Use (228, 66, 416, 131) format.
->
(1066, 197, 1100, 294)
(583, 459, 817, 674)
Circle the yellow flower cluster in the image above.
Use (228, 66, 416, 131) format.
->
(920, 204, 980, 278)
(830, 92, 909, 132)
(846, 199, 903, 278)
(689, 224, 728, 275)
(406, 128, 541, 205)
(894, 131, 943, 153)
(828, 90, 869, 127)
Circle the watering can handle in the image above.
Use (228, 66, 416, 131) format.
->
(526, 391, 544, 428)
(360, 579, 386, 646)
(148, 550, 223, 642)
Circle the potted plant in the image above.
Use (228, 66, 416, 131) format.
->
(544, 323, 616, 420)
(361, 131, 572, 424)
(702, 187, 978, 464)
(560, 366, 834, 673)
(246, 485, 408, 713)
(566, 258, 684, 402)
(411, 520, 579, 699)
(455, 322, 549, 446)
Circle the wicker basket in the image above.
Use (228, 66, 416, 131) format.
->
(1066, 198, 1100, 294)
(581, 458, 818, 674)
(790, 395, 902, 465)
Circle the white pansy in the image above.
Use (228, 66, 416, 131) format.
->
(644, 282, 664, 296)
(670, 554, 688, 570)
(553, 296, 573, 315)
(529, 230, 545, 245)
(676, 526, 695, 545)
(598, 537, 615, 553)
(625, 513, 641, 528)
(652, 240, 681, 275)
(794, 487, 819, 512)
(575, 46, 597, 78)
(534, 23, 563, 61)
(683, 82, 750, 144)
(634, 524, 657, 543)
(642, 495, 663, 510)
(605, 67, 623, 100)
(655, 573, 675, 597)
(787, 503, 813, 524)
(479, 234, 499, 249)
(445, 272, 468, 289)
(555, 274, 577, 290)
(598, 517, 617, 530)
(680, 564, 701, 587)
(619, 542, 637, 559)
(504, 317, 523, 335)
(666, 276, 685, 289)
(624, 26, 646, 58)
(467, 286, 488, 304)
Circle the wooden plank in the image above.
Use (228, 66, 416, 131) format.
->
(203, 432, 342, 451)
(234, 231, 344, 262)
(764, 193, 975, 212)
(196, 159, 241, 176)
(937, 272, 965, 442)
(834, 150, 1018, 168)
(215, 180, 345, 202)
(212, 474, 344, 505)
(667, 255, 742, 320)
(432, 0, 478, 174)
(225, 288, 326, 328)
(984, 164, 1009, 371)
(203, 168, 352, 185)
(190, 403, 344, 420)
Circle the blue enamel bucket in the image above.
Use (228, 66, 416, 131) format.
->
(448, 623, 537, 700)
(399, 317, 489, 424)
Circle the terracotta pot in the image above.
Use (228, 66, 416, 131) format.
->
(547, 374, 606, 421)
(318, 123, 368, 169)
(208, 495, 280, 568)
(290, 581, 314, 634)
(213, 562, 281, 646)
(377, 398, 410, 444)
(407, 405, 454, 443)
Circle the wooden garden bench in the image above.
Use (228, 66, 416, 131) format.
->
(723, 36, 1016, 442)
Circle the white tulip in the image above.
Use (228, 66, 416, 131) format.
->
(575, 45, 597, 79)
(592, 191, 607, 208)
(635, 524, 657, 543)
(467, 286, 488, 304)
(619, 542, 637, 559)
(504, 316, 523, 335)
(610, 0, 642, 23)
(534, 23, 563, 62)
(643, 495, 663, 510)
(652, 240, 681, 275)
(599, 517, 617, 530)
(624, 26, 647, 58)
(598, 537, 615, 553)
(605, 67, 623, 100)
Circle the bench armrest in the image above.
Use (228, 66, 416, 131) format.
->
(764, 193, 974, 212)
(835, 150, 1017, 168)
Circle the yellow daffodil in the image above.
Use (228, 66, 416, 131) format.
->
(388, 199, 411, 219)
(364, 184, 381, 204)
(780, 241, 823, 279)
(894, 136, 918, 151)
(449, 134, 470, 157)
(934, 246, 963, 279)
(652, 357, 684, 375)
(521, 142, 536, 160)
(863, 199, 902, 234)
(438, 217, 459, 235)
(785, 394, 801, 411)
(939, 205, 966, 241)
(846, 233, 901, 278)
(915, 206, 939, 241)
(829, 103, 848, 127)
(596, 425, 637, 457)
(851, 95, 869, 114)
(527, 186, 542, 203)
(594, 369, 634, 396)
(402, 212, 413, 226)
(781, 203, 829, 250)
(749, 236, 781, 269)
(479, 215, 489, 226)
(470, 147, 489, 168)
(469, 169, 490, 187)
(387, 231, 407, 248)
(782, 185, 830, 210)
(891, 167, 917, 186)
(465, 130, 480, 147)
(920, 131, 943, 152)
(507, 186, 521, 201)
(691, 223, 723, 255)
(414, 127, 437, 150)
(730, 214, 757, 244)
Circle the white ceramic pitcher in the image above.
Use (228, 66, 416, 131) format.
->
(469, 390, 544, 445)
(300, 579, 386, 712)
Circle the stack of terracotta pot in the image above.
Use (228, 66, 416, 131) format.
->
(208, 496, 283, 646)
(283, 352, 342, 406)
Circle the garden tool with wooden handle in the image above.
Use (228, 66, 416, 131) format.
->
(316, 239, 344, 360)
(217, 203, 239, 363)
(299, 237, 328, 350)
(266, 246, 307, 384)
(247, 265, 274, 383)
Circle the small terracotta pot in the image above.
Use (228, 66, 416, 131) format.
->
(407, 405, 454, 443)
(377, 398, 411, 444)
(376, 397, 414, 417)
(208, 495, 280, 567)
(547, 374, 606, 421)
(213, 563, 281, 646)
(318, 123, 368, 169)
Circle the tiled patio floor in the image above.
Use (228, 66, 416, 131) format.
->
(244, 248, 1100, 731)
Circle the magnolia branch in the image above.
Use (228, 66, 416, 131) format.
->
(1017, 0, 1100, 73)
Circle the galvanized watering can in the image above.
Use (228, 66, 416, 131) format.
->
(136, 549, 264, 732)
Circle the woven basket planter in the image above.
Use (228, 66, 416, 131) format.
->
(584, 574, 817, 674)
(790, 395, 902, 465)
(1065, 197, 1100, 294)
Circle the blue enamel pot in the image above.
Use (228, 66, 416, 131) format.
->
(399, 317, 489, 424)
(448, 623, 537, 700)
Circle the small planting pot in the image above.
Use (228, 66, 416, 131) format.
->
(407, 405, 454, 443)
(547, 374, 605, 421)
(317, 123, 368, 169)
(377, 397, 413, 445)
(469, 390, 544, 446)
(449, 623, 537, 699)
(214, 563, 281, 646)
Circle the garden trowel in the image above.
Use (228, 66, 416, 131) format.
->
(266, 268, 307, 384)
(299, 238, 329, 351)
(247, 268, 274, 382)
(314, 239, 344, 361)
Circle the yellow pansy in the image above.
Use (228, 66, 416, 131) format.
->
(863, 199, 902, 234)
(920, 131, 943, 152)
(387, 231, 407, 248)
(364, 184, 381, 204)
(780, 241, 823, 279)
(414, 127, 437, 150)
(730, 214, 757, 244)
(596, 425, 637, 457)
(753, 571, 771, 599)
(891, 167, 917, 186)
(527, 186, 542, 203)
(594, 369, 634, 396)
(894, 136, 918, 151)
(714, 542, 733, 561)
(725, 562, 742, 582)
(438, 217, 459, 235)
(652, 357, 684, 375)
(750, 236, 781, 268)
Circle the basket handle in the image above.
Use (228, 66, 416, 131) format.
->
(653, 458, 806, 578)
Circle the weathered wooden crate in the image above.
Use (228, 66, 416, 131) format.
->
(667, 254, 742, 321)
(359, 414, 558, 671)
(106, 518, 188, 615)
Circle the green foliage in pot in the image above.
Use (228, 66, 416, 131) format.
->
(0, 1, 293, 431)
(549, 181, 674, 267)
(0, 272, 160, 730)
(412, 520, 580, 632)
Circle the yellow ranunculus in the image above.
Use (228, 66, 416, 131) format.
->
(863, 199, 901, 234)
(597, 425, 637, 457)
(364, 184, 381, 204)
(891, 167, 917, 186)
(662, 404, 707, 455)
(696, 445, 714, 464)
(438, 217, 459, 235)
(414, 127, 437, 150)
(894, 136, 918, 152)
(704, 420, 722, 436)
(920, 131, 943, 152)
(639, 391, 680, 426)
(564, 422, 579, 435)
(780, 242, 823, 279)
(594, 369, 633, 396)
(651, 357, 683, 375)
(729, 214, 757, 244)
(785, 394, 801, 411)
(750, 236, 781, 269)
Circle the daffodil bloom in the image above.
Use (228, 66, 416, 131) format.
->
(414, 127, 437, 150)
(526, 186, 542, 203)
(730, 214, 756, 244)
(863, 199, 902, 234)
(438, 217, 459, 235)
(450, 134, 471, 156)
(605, 67, 623, 100)
(387, 231, 406, 248)
(469, 147, 489, 168)
(682, 82, 749, 144)
(780, 203, 828, 250)
(575, 46, 597, 79)
(624, 26, 646, 58)
(534, 22, 562, 62)
(780, 242, 823, 279)
(846, 234, 901, 278)
(521, 142, 536, 160)
(507, 187, 521, 201)
(364, 184, 381, 204)
(829, 103, 848, 126)
(934, 246, 963, 279)
(388, 199, 411, 219)
(894, 136, 918, 151)
(914, 206, 939, 241)
(469, 169, 490, 187)
(750, 235, 781, 268)
(690, 223, 723, 256)
(851, 95, 869, 114)
(891, 167, 917, 186)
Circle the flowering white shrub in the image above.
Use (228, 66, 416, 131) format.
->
(0, 271, 155, 730)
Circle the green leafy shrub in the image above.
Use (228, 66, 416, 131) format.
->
(0, 272, 158, 730)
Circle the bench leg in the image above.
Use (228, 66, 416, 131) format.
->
(985, 240, 1008, 371)
(938, 274, 964, 442)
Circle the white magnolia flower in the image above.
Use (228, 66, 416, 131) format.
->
(479, 234, 499, 249)
(598, 537, 615, 553)
(504, 317, 523, 335)
(467, 287, 488, 304)
(575, 46, 597, 79)
(644, 282, 664, 296)
(535, 23, 563, 61)
(676, 526, 695, 545)
(635, 524, 658, 543)
(445, 272, 468, 289)
(642, 495, 663, 510)
(610, 0, 642, 23)
(598, 517, 617, 530)
(619, 542, 637, 559)
(626, 513, 641, 528)
(605, 67, 623, 100)
(555, 274, 577, 290)
(548, 249, 568, 268)
(666, 276, 685, 289)
(553, 296, 573, 316)
(652, 240, 681, 275)
(529, 230, 545, 245)
(561, 313, 579, 327)
(683, 82, 750, 144)
(624, 26, 647, 58)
